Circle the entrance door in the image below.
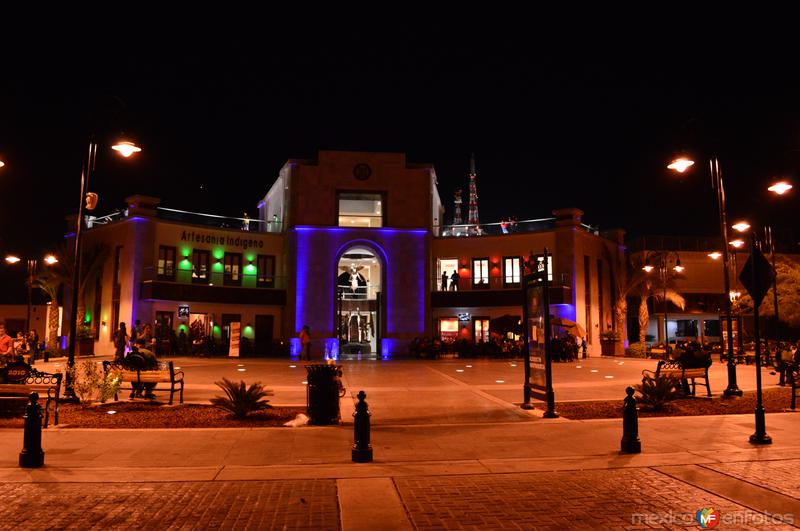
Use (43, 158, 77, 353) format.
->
(255, 315, 274, 356)
(337, 245, 381, 359)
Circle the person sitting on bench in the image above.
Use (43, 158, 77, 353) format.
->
(128, 338, 159, 399)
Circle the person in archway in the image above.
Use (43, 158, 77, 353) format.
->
(450, 270, 460, 291)
(299, 325, 312, 360)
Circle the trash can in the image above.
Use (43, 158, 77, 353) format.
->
(305, 364, 343, 425)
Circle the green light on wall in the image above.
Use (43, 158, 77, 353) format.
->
(178, 324, 187, 333)
(243, 325, 254, 338)
(212, 261, 224, 272)
(244, 263, 256, 274)
(213, 248, 224, 260)
(84, 312, 92, 323)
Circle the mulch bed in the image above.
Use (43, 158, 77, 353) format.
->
(556, 387, 797, 420)
(0, 402, 304, 429)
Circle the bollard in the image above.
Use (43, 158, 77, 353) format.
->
(19, 392, 45, 468)
(620, 387, 641, 454)
(352, 390, 373, 463)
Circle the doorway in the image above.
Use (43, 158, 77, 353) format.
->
(336, 245, 381, 359)
(255, 315, 274, 356)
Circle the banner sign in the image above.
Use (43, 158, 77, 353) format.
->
(228, 322, 241, 358)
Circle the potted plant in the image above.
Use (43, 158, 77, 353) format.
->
(77, 326, 95, 356)
(600, 330, 624, 357)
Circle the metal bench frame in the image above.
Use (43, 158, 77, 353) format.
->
(0, 367, 62, 427)
(103, 360, 184, 405)
(642, 359, 712, 397)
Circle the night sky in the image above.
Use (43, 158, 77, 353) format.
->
(1, 20, 799, 299)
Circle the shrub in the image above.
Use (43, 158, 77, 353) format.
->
(625, 342, 648, 358)
(635, 374, 679, 411)
(67, 361, 122, 406)
(600, 330, 621, 341)
(210, 378, 274, 419)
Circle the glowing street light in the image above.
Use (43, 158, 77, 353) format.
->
(768, 181, 793, 195)
(5, 255, 21, 264)
(111, 141, 142, 158)
(642, 263, 654, 273)
(732, 221, 751, 232)
(729, 290, 742, 302)
(708, 252, 722, 260)
(0, 160, 4, 168)
(44, 255, 58, 265)
(667, 157, 695, 173)
(730, 239, 745, 248)
(673, 258, 685, 273)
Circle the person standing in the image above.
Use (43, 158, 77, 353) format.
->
(440, 271, 448, 291)
(132, 320, 144, 343)
(27, 330, 39, 362)
(450, 270, 460, 291)
(242, 212, 250, 231)
(114, 322, 129, 363)
(299, 325, 311, 361)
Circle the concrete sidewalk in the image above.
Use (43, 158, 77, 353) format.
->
(2, 412, 800, 529)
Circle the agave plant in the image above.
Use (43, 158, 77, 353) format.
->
(635, 374, 679, 411)
(210, 378, 274, 419)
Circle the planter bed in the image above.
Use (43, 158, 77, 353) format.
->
(0, 402, 303, 429)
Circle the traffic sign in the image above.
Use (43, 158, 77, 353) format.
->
(739, 244, 776, 308)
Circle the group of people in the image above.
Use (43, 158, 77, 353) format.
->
(440, 270, 461, 291)
(113, 321, 162, 399)
(499, 217, 519, 234)
(0, 324, 40, 365)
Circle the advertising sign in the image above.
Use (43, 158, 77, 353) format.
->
(228, 322, 241, 357)
(178, 305, 190, 320)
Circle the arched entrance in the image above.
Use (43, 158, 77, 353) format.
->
(336, 244, 382, 359)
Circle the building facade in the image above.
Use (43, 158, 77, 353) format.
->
(76, 151, 624, 358)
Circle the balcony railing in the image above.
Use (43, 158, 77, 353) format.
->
(84, 206, 284, 233)
(432, 273, 571, 292)
(434, 218, 600, 238)
(143, 266, 288, 289)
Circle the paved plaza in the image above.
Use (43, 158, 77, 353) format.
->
(2, 355, 797, 529)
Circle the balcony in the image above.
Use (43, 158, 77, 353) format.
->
(431, 276, 572, 308)
(140, 280, 287, 306)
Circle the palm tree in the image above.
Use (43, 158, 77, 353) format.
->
(32, 242, 109, 345)
(31, 272, 65, 351)
(635, 276, 685, 344)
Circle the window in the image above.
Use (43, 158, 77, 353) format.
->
(533, 254, 554, 282)
(338, 192, 383, 227)
(436, 258, 459, 291)
(192, 250, 210, 284)
(474, 317, 490, 343)
(157, 246, 176, 280)
(257, 255, 275, 288)
(472, 258, 489, 287)
(503, 256, 521, 287)
(224, 253, 242, 286)
(439, 317, 458, 341)
(703, 320, 721, 337)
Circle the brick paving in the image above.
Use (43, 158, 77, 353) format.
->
(0, 480, 339, 531)
(394, 469, 776, 530)
(705, 459, 800, 500)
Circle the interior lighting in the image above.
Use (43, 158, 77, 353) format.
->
(667, 157, 695, 173)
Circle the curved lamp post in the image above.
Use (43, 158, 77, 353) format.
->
(668, 156, 742, 396)
(642, 251, 684, 353)
(65, 138, 140, 396)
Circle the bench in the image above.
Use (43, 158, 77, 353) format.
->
(642, 358, 712, 397)
(0, 362, 62, 427)
(103, 358, 184, 405)
(789, 363, 799, 410)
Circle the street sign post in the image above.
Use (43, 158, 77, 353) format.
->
(521, 248, 557, 417)
(739, 239, 775, 445)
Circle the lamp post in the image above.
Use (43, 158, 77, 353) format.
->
(669, 157, 742, 396)
(65, 138, 140, 395)
(642, 251, 683, 353)
(766, 180, 793, 353)
(5, 254, 58, 337)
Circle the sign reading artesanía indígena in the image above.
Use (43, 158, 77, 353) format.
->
(180, 230, 265, 250)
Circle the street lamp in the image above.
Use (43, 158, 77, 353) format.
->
(767, 181, 792, 195)
(642, 251, 684, 353)
(4, 253, 58, 342)
(668, 156, 742, 396)
(66, 138, 140, 395)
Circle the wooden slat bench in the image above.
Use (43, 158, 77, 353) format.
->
(0, 362, 62, 427)
(642, 358, 712, 397)
(103, 359, 184, 405)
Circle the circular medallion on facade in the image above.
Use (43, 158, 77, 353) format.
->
(353, 163, 372, 181)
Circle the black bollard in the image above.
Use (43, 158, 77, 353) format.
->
(19, 392, 45, 468)
(352, 390, 373, 463)
(620, 387, 641, 454)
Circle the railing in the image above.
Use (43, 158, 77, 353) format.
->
(336, 284, 382, 301)
(156, 207, 283, 233)
(141, 266, 289, 289)
(434, 218, 601, 238)
(432, 273, 571, 292)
